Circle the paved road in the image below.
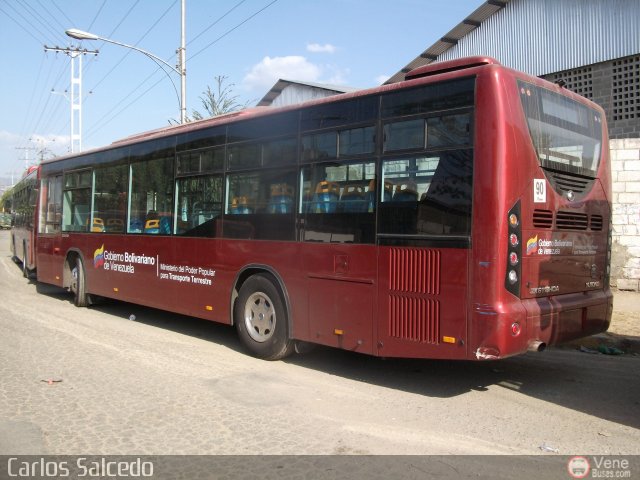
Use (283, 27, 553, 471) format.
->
(0, 230, 639, 457)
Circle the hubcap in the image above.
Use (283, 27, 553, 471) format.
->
(244, 292, 276, 343)
(71, 267, 78, 293)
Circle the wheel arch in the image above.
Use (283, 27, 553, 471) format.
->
(63, 248, 85, 290)
(230, 264, 293, 337)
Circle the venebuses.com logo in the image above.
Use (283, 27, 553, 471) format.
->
(568, 456, 631, 479)
(568, 457, 590, 478)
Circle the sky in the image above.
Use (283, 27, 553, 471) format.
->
(0, 0, 485, 184)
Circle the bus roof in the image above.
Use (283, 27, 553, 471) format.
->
(39, 56, 522, 166)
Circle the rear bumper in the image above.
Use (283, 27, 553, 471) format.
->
(523, 288, 613, 346)
(470, 288, 613, 360)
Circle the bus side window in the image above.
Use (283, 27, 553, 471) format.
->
(300, 162, 376, 244)
(39, 176, 62, 234)
(62, 170, 91, 232)
(129, 155, 174, 235)
(224, 170, 296, 241)
(175, 175, 223, 237)
(93, 164, 128, 234)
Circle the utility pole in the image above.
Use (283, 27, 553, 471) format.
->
(179, 0, 186, 124)
(44, 46, 98, 153)
(15, 146, 38, 170)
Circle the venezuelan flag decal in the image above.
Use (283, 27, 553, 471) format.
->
(526, 235, 538, 255)
(93, 244, 105, 268)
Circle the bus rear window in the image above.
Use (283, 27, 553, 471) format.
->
(519, 81, 603, 178)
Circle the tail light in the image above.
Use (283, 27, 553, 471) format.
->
(505, 201, 521, 296)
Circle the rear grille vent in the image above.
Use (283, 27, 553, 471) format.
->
(556, 211, 589, 230)
(388, 248, 441, 344)
(389, 296, 440, 344)
(389, 248, 440, 295)
(531, 211, 605, 231)
(533, 209, 553, 228)
(590, 215, 603, 231)
(547, 171, 594, 194)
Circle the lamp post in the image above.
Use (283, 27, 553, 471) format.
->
(66, 1, 186, 123)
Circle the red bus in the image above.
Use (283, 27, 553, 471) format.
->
(23, 56, 612, 360)
(10, 165, 40, 278)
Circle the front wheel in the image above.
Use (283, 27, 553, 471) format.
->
(22, 244, 30, 278)
(70, 257, 89, 307)
(234, 274, 294, 360)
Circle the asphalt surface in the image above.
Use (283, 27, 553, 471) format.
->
(0, 230, 638, 470)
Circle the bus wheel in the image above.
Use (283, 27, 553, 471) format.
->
(234, 274, 294, 360)
(71, 258, 89, 307)
(22, 244, 30, 278)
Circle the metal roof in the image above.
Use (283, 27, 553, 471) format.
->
(257, 79, 357, 107)
(386, 0, 640, 84)
(385, 0, 509, 84)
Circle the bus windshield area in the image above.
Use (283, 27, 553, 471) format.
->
(518, 80, 603, 178)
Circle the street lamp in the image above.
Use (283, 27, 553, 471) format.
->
(65, 4, 186, 123)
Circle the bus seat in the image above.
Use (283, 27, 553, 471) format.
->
(366, 179, 392, 212)
(107, 218, 124, 233)
(129, 219, 143, 233)
(340, 184, 366, 212)
(144, 219, 160, 234)
(267, 183, 294, 214)
(311, 181, 339, 213)
(230, 196, 253, 214)
(393, 181, 419, 202)
(91, 217, 105, 232)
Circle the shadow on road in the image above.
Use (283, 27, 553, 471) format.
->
(27, 269, 640, 432)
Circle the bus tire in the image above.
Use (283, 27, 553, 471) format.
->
(71, 257, 89, 307)
(22, 243, 30, 278)
(234, 274, 294, 360)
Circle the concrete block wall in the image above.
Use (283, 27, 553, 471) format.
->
(611, 138, 640, 291)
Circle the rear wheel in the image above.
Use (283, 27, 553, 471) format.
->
(22, 244, 30, 278)
(234, 274, 294, 360)
(70, 257, 89, 307)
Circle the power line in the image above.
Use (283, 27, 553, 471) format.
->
(187, 0, 247, 46)
(15, 0, 68, 45)
(50, 0, 74, 27)
(34, 0, 69, 34)
(188, 0, 279, 62)
(87, 0, 280, 143)
(17, 54, 46, 147)
(82, 0, 142, 76)
(85, 0, 177, 94)
(86, 0, 107, 32)
(0, 2, 48, 45)
(18, 54, 68, 151)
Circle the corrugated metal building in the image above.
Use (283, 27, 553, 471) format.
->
(257, 80, 357, 108)
(385, 0, 640, 290)
(387, 0, 640, 140)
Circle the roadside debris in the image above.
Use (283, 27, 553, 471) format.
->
(578, 345, 625, 355)
(41, 379, 62, 385)
(578, 346, 599, 354)
(597, 345, 624, 355)
(538, 442, 559, 453)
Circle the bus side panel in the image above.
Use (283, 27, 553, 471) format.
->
(302, 243, 376, 355)
(218, 239, 309, 338)
(80, 235, 178, 314)
(376, 247, 468, 359)
(36, 234, 65, 287)
(78, 235, 230, 324)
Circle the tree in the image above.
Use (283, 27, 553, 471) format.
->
(174, 75, 251, 123)
(1, 187, 13, 213)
